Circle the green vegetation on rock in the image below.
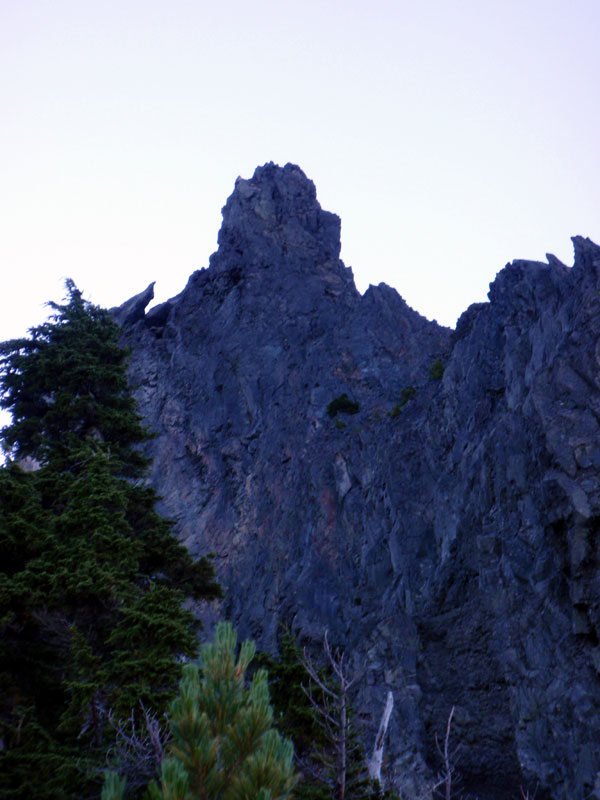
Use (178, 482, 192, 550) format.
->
(428, 359, 445, 380)
(327, 393, 360, 418)
(390, 386, 417, 417)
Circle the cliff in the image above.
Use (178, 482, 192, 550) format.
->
(118, 163, 600, 799)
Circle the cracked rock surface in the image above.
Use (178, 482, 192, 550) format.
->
(118, 163, 600, 799)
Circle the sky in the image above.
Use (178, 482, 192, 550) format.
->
(1, 0, 599, 343)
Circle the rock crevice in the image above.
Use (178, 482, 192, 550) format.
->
(120, 163, 600, 799)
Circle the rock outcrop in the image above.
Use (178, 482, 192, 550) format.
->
(119, 163, 600, 799)
(111, 281, 155, 326)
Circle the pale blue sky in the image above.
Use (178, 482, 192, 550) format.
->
(1, 0, 599, 341)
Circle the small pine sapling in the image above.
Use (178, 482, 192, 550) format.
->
(103, 622, 298, 800)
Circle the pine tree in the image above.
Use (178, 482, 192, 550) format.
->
(102, 622, 299, 800)
(256, 628, 331, 800)
(0, 282, 222, 799)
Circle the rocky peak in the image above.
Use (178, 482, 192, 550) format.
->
(208, 162, 343, 276)
(572, 234, 600, 276)
(120, 166, 600, 800)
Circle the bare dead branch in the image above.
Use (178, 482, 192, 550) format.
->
(300, 630, 358, 800)
(517, 785, 538, 800)
(302, 645, 338, 699)
(434, 706, 463, 800)
(303, 696, 338, 732)
(104, 702, 170, 792)
(323, 631, 355, 693)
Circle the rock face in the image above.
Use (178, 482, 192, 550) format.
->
(120, 163, 600, 799)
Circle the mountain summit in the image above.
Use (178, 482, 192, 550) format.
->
(117, 164, 600, 799)
(210, 162, 342, 273)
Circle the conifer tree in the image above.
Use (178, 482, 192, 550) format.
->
(102, 622, 299, 800)
(0, 282, 222, 799)
(0, 279, 147, 474)
(301, 635, 373, 800)
(256, 629, 331, 800)
(258, 629, 374, 800)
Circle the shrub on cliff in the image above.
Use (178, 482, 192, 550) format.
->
(327, 393, 360, 418)
(428, 359, 445, 380)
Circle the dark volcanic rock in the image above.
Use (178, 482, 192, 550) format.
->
(121, 163, 600, 799)
(111, 281, 155, 326)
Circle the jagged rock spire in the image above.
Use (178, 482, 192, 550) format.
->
(209, 162, 342, 274)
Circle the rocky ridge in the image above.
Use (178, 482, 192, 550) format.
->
(117, 163, 600, 799)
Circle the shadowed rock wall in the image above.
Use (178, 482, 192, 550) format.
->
(119, 163, 600, 799)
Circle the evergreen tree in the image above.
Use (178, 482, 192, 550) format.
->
(0, 279, 147, 474)
(0, 282, 222, 799)
(102, 622, 299, 800)
(258, 629, 374, 800)
(300, 633, 372, 800)
(256, 629, 330, 800)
